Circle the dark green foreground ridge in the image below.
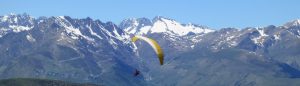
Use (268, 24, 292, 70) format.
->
(0, 78, 101, 86)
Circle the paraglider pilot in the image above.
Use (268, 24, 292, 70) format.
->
(133, 69, 140, 76)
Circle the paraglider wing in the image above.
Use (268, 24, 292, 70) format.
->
(132, 36, 164, 65)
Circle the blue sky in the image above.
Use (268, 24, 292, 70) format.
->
(1, 0, 300, 29)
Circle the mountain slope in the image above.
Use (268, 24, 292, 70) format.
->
(0, 14, 144, 86)
(120, 17, 300, 86)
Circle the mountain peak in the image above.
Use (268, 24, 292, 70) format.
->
(120, 16, 214, 36)
(119, 17, 152, 34)
(284, 19, 300, 27)
(152, 16, 175, 22)
(0, 13, 34, 24)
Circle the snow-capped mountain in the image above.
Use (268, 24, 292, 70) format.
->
(120, 16, 300, 85)
(284, 19, 300, 27)
(1, 14, 300, 86)
(0, 13, 35, 37)
(120, 16, 214, 36)
(0, 14, 144, 86)
(120, 16, 300, 52)
(119, 16, 215, 55)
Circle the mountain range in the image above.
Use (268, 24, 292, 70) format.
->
(0, 13, 300, 86)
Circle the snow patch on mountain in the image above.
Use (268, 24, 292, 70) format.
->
(0, 15, 9, 22)
(56, 16, 94, 41)
(86, 25, 103, 40)
(252, 28, 268, 46)
(26, 34, 36, 42)
(150, 19, 168, 33)
(9, 25, 33, 33)
(226, 35, 238, 46)
(112, 25, 124, 41)
(274, 34, 280, 40)
(139, 26, 151, 34)
(298, 30, 300, 38)
(126, 19, 139, 34)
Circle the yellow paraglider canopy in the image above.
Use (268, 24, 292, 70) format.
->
(132, 36, 164, 65)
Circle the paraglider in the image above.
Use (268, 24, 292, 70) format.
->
(131, 35, 164, 65)
(133, 69, 140, 76)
